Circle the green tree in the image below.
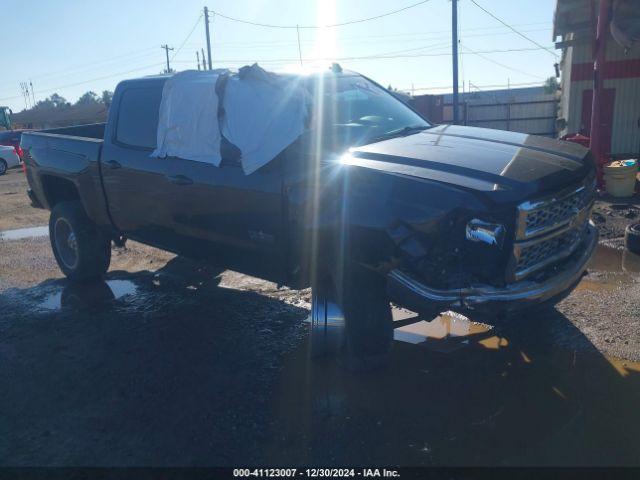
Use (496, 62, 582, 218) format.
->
(101, 90, 114, 107)
(543, 77, 560, 94)
(35, 93, 69, 109)
(76, 91, 100, 106)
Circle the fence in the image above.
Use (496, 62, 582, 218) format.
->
(441, 98, 559, 138)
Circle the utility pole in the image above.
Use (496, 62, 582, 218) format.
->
(161, 44, 174, 73)
(201, 48, 207, 70)
(19, 82, 29, 109)
(204, 6, 213, 70)
(451, 0, 459, 125)
(196, 51, 201, 70)
(29, 81, 35, 106)
(296, 25, 303, 67)
(590, 0, 611, 188)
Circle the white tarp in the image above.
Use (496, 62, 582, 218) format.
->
(221, 64, 310, 174)
(152, 69, 227, 165)
(152, 65, 309, 174)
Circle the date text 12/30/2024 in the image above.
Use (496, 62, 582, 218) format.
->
(233, 469, 400, 478)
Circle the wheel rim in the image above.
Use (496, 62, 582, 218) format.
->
(54, 217, 79, 269)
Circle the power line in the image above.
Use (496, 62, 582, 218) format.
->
(0, 47, 160, 90)
(208, 0, 431, 29)
(189, 22, 551, 47)
(404, 81, 542, 93)
(171, 14, 203, 62)
(468, 0, 558, 58)
(460, 43, 546, 80)
(172, 46, 553, 65)
(0, 63, 164, 103)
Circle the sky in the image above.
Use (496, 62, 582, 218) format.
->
(0, 0, 559, 112)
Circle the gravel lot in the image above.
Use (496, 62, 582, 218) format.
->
(1, 169, 639, 466)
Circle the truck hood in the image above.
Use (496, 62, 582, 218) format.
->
(347, 125, 593, 197)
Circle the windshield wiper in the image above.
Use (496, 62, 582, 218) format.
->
(368, 125, 430, 143)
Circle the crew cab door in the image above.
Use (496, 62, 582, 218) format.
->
(100, 83, 181, 250)
(102, 80, 285, 282)
(165, 155, 285, 282)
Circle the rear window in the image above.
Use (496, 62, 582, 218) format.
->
(115, 87, 162, 149)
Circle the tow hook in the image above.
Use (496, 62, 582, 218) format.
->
(113, 235, 127, 248)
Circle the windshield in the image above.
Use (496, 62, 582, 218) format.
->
(307, 74, 430, 147)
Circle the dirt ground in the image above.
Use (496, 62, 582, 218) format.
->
(0, 169, 48, 230)
(1, 169, 640, 466)
(592, 195, 640, 240)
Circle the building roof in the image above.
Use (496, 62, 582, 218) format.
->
(553, 0, 591, 40)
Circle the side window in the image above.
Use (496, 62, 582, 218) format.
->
(115, 87, 162, 149)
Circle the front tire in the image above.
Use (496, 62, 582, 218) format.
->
(49, 201, 111, 281)
(340, 266, 393, 370)
(310, 266, 393, 371)
(0, 159, 7, 176)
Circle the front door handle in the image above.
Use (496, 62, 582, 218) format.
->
(105, 160, 121, 169)
(167, 174, 193, 186)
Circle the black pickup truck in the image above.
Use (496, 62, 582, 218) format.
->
(22, 70, 597, 367)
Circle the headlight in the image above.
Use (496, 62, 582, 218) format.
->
(466, 219, 506, 248)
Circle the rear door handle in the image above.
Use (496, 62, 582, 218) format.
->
(105, 160, 121, 169)
(167, 174, 193, 186)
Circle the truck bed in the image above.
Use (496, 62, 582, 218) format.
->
(37, 122, 106, 139)
(21, 123, 112, 228)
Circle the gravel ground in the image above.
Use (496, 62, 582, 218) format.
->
(591, 195, 640, 239)
(0, 169, 49, 231)
(1, 170, 640, 466)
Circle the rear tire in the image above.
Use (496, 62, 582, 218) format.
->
(0, 159, 7, 176)
(49, 201, 111, 281)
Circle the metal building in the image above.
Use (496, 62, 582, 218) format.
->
(554, 0, 640, 159)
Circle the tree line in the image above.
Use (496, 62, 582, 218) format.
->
(30, 90, 114, 111)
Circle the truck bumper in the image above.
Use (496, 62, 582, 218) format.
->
(387, 221, 598, 318)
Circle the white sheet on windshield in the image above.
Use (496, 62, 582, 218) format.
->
(221, 64, 310, 174)
(151, 69, 227, 165)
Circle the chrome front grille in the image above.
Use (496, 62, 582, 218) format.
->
(511, 178, 595, 281)
(516, 183, 594, 240)
(513, 218, 589, 280)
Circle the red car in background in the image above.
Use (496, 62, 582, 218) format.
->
(0, 130, 27, 160)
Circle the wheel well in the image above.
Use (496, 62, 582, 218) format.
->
(41, 175, 80, 208)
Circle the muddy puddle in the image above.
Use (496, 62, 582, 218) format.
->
(393, 310, 498, 353)
(0, 225, 48, 241)
(266, 310, 640, 466)
(589, 244, 640, 274)
(571, 244, 640, 293)
(38, 279, 138, 311)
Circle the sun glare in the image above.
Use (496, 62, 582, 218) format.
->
(312, 0, 338, 66)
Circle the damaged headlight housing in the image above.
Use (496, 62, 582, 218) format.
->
(465, 219, 506, 248)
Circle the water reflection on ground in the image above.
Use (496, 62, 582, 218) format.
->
(267, 309, 640, 466)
